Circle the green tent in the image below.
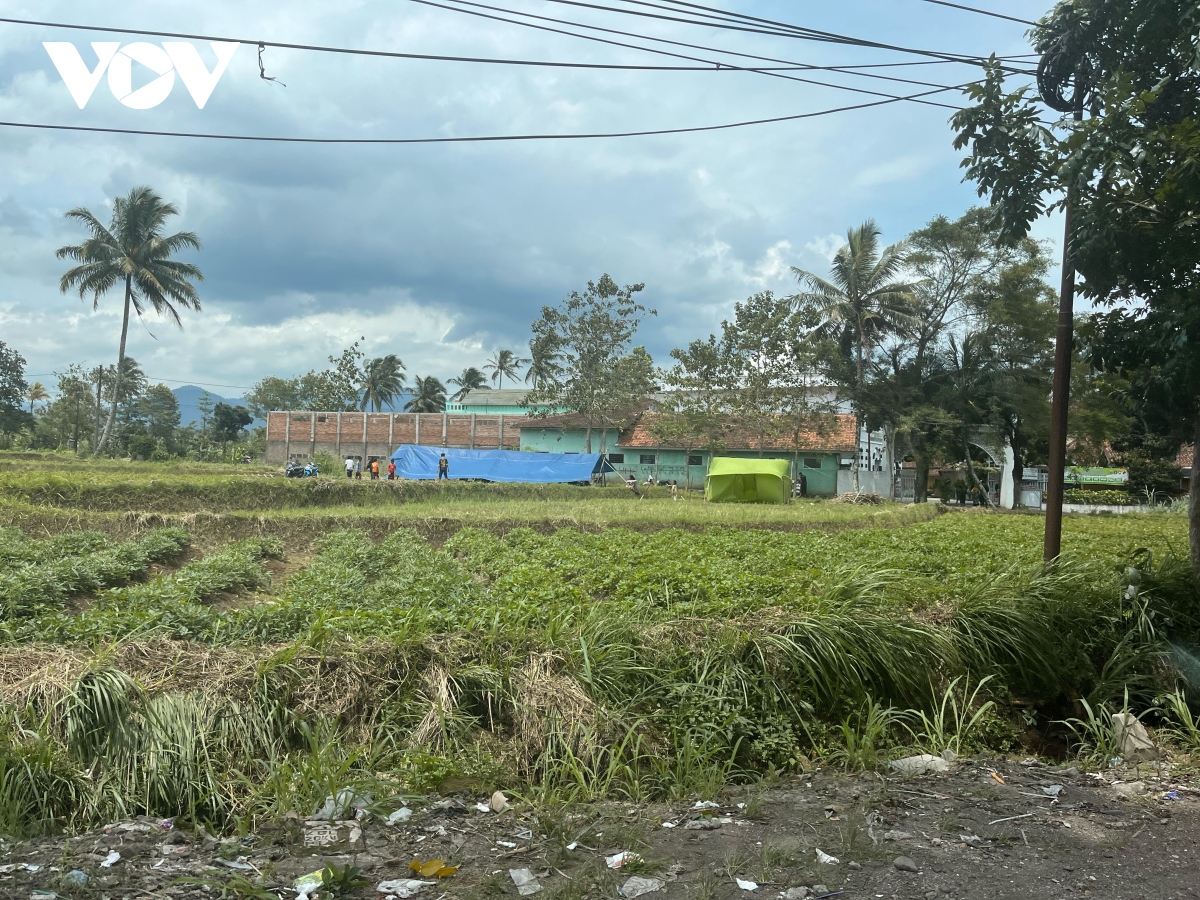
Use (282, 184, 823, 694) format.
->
(704, 457, 792, 504)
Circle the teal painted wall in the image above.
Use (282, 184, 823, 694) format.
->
(517, 426, 841, 495)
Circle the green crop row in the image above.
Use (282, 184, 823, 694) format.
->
(0, 528, 191, 618)
(4, 537, 281, 645)
(0, 528, 112, 574)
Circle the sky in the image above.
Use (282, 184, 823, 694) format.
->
(0, 0, 1057, 397)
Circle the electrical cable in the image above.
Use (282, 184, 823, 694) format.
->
(0, 82, 975, 145)
(514, 0, 1032, 64)
(0, 13, 1031, 90)
(0, 15, 918, 73)
(911, 0, 1039, 26)
(420, 0, 1037, 79)
(406, 0, 1020, 108)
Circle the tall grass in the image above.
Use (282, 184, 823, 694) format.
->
(0, 501, 1194, 837)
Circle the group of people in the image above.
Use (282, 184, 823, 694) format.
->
(344, 456, 397, 480)
(343, 452, 451, 481)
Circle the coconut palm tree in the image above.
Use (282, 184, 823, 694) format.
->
(525, 334, 562, 390)
(791, 221, 915, 491)
(403, 376, 447, 413)
(360, 354, 407, 411)
(484, 349, 527, 389)
(449, 366, 488, 402)
(57, 187, 202, 456)
(26, 381, 49, 414)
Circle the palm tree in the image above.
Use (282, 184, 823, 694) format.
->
(525, 334, 562, 390)
(57, 187, 202, 456)
(403, 376, 447, 413)
(449, 366, 488, 402)
(791, 219, 915, 491)
(360, 354, 407, 411)
(484, 349, 527, 389)
(26, 381, 49, 414)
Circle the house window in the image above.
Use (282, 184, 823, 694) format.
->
(803, 457, 822, 469)
(292, 415, 309, 423)
(607, 453, 625, 464)
(317, 416, 328, 423)
(688, 455, 703, 467)
(640, 454, 656, 465)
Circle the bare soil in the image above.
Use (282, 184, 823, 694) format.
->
(4, 757, 1198, 900)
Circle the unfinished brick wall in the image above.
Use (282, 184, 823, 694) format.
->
(265, 411, 520, 463)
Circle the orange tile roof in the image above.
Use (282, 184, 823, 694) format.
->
(618, 412, 858, 453)
(1179, 443, 1194, 469)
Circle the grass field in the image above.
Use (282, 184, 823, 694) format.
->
(0, 451, 1195, 838)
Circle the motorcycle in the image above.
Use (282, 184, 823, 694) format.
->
(285, 460, 320, 478)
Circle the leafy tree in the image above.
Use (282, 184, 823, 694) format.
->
(0, 341, 32, 435)
(791, 221, 915, 490)
(449, 367, 488, 402)
(133, 384, 181, 444)
(526, 274, 656, 452)
(656, 335, 728, 485)
(245, 376, 305, 420)
(244, 341, 366, 416)
(484, 349, 527, 389)
(51, 365, 93, 452)
(26, 382, 49, 414)
(196, 390, 215, 432)
(360, 354, 406, 411)
(56, 186, 203, 456)
(127, 433, 157, 461)
(404, 376, 447, 413)
(951, 0, 1200, 578)
(211, 403, 253, 443)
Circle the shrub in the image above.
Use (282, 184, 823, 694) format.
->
(1064, 488, 1136, 506)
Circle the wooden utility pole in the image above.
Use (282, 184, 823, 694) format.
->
(1043, 102, 1084, 562)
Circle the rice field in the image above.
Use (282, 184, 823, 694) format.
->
(0, 451, 1195, 838)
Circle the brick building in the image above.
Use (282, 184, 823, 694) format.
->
(264, 410, 520, 465)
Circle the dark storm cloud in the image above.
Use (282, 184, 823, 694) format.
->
(0, 0, 1050, 387)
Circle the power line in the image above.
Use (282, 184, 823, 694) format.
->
(0, 14, 1032, 81)
(511, 0, 1033, 65)
(0, 83, 972, 145)
(416, 0, 1036, 86)
(406, 0, 996, 108)
(911, 0, 1039, 26)
(0, 14, 945, 75)
(28, 374, 253, 390)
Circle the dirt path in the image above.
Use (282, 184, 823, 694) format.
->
(3, 757, 1197, 900)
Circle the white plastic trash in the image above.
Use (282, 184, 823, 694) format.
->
(620, 876, 665, 898)
(377, 878, 436, 898)
(509, 868, 542, 895)
(606, 852, 641, 869)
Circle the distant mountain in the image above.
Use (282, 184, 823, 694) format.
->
(170, 385, 416, 426)
(171, 385, 253, 427)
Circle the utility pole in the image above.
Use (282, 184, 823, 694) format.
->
(1042, 191, 1076, 561)
(1032, 49, 1089, 564)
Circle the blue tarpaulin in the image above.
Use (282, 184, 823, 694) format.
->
(389, 445, 614, 483)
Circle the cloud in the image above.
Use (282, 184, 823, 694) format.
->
(0, 0, 1051, 389)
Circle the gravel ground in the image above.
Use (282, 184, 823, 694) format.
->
(3, 756, 1198, 900)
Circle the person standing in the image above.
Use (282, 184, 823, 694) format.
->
(671, 481, 679, 502)
(387, 459, 396, 480)
(370, 458, 380, 480)
(345, 456, 355, 479)
(355, 457, 362, 480)
(437, 453, 449, 480)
